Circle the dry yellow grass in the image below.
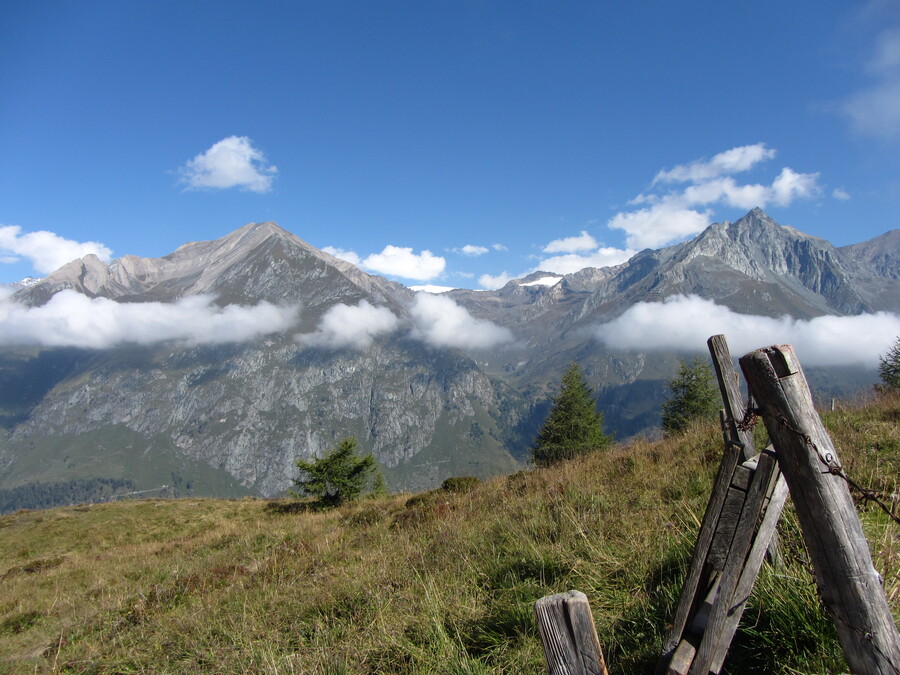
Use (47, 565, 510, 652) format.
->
(0, 392, 897, 674)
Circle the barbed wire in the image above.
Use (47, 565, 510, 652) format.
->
(736, 397, 900, 526)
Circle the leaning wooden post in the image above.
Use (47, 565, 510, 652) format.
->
(740, 344, 900, 675)
(535, 591, 608, 675)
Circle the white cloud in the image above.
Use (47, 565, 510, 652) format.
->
(609, 205, 712, 250)
(593, 294, 900, 368)
(771, 167, 821, 205)
(0, 291, 297, 349)
(543, 230, 599, 254)
(409, 293, 513, 349)
(608, 144, 823, 249)
(492, 243, 508, 252)
(0, 225, 113, 275)
(179, 136, 277, 193)
(536, 247, 636, 274)
(653, 143, 776, 184)
(457, 245, 489, 256)
(833, 188, 851, 200)
(361, 245, 445, 281)
(322, 246, 362, 266)
(297, 300, 399, 349)
(478, 271, 513, 290)
(838, 21, 900, 139)
(843, 80, 900, 139)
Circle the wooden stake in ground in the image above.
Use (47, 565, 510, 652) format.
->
(740, 344, 900, 675)
(535, 591, 608, 675)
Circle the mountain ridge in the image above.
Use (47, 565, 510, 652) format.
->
(0, 208, 897, 501)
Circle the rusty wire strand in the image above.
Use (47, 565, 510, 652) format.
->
(740, 399, 900, 527)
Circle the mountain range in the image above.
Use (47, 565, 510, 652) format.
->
(0, 208, 897, 506)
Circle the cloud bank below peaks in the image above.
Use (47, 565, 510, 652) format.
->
(608, 143, 822, 250)
(297, 300, 400, 349)
(408, 293, 513, 350)
(0, 291, 298, 349)
(593, 294, 900, 368)
(298, 293, 513, 351)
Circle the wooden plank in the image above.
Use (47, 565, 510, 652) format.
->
(729, 464, 753, 491)
(707, 487, 747, 571)
(535, 591, 608, 675)
(688, 451, 779, 675)
(656, 441, 742, 671)
(741, 345, 900, 674)
(707, 335, 755, 461)
(709, 473, 788, 673)
(689, 573, 720, 634)
(668, 639, 697, 675)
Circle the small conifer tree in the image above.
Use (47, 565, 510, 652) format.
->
(878, 336, 900, 391)
(661, 356, 720, 435)
(292, 437, 379, 508)
(533, 362, 611, 467)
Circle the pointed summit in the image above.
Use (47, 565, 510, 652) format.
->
(13, 222, 411, 313)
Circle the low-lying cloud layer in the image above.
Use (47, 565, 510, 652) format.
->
(593, 294, 900, 368)
(298, 293, 513, 351)
(408, 293, 513, 350)
(179, 136, 277, 193)
(0, 225, 113, 275)
(297, 300, 400, 349)
(0, 291, 298, 349)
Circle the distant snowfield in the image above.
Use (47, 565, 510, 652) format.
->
(409, 285, 456, 294)
(519, 276, 562, 287)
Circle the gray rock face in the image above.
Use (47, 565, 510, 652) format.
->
(0, 210, 896, 497)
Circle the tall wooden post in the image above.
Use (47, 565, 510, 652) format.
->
(740, 344, 900, 675)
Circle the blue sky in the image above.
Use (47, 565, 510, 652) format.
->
(2, 1, 900, 289)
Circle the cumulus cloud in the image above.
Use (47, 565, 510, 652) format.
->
(0, 291, 297, 349)
(840, 23, 900, 140)
(361, 245, 445, 281)
(609, 144, 822, 249)
(179, 136, 277, 193)
(0, 225, 113, 275)
(409, 293, 513, 349)
(479, 271, 513, 290)
(456, 245, 489, 256)
(833, 188, 851, 200)
(543, 231, 599, 254)
(322, 246, 362, 266)
(593, 294, 900, 368)
(297, 300, 399, 349)
(608, 206, 712, 250)
(536, 247, 636, 274)
(492, 243, 508, 252)
(653, 143, 777, 184)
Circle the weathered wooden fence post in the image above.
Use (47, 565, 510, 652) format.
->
(740, 344, 900, 675)
(535, 591, 608, 675)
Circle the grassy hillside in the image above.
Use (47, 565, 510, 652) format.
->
(1, 393, 897, 674)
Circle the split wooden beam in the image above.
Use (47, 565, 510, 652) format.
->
(658, 335, 788, 675)
(741, 344, 900, 675)
(535, 591, 608, 675)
